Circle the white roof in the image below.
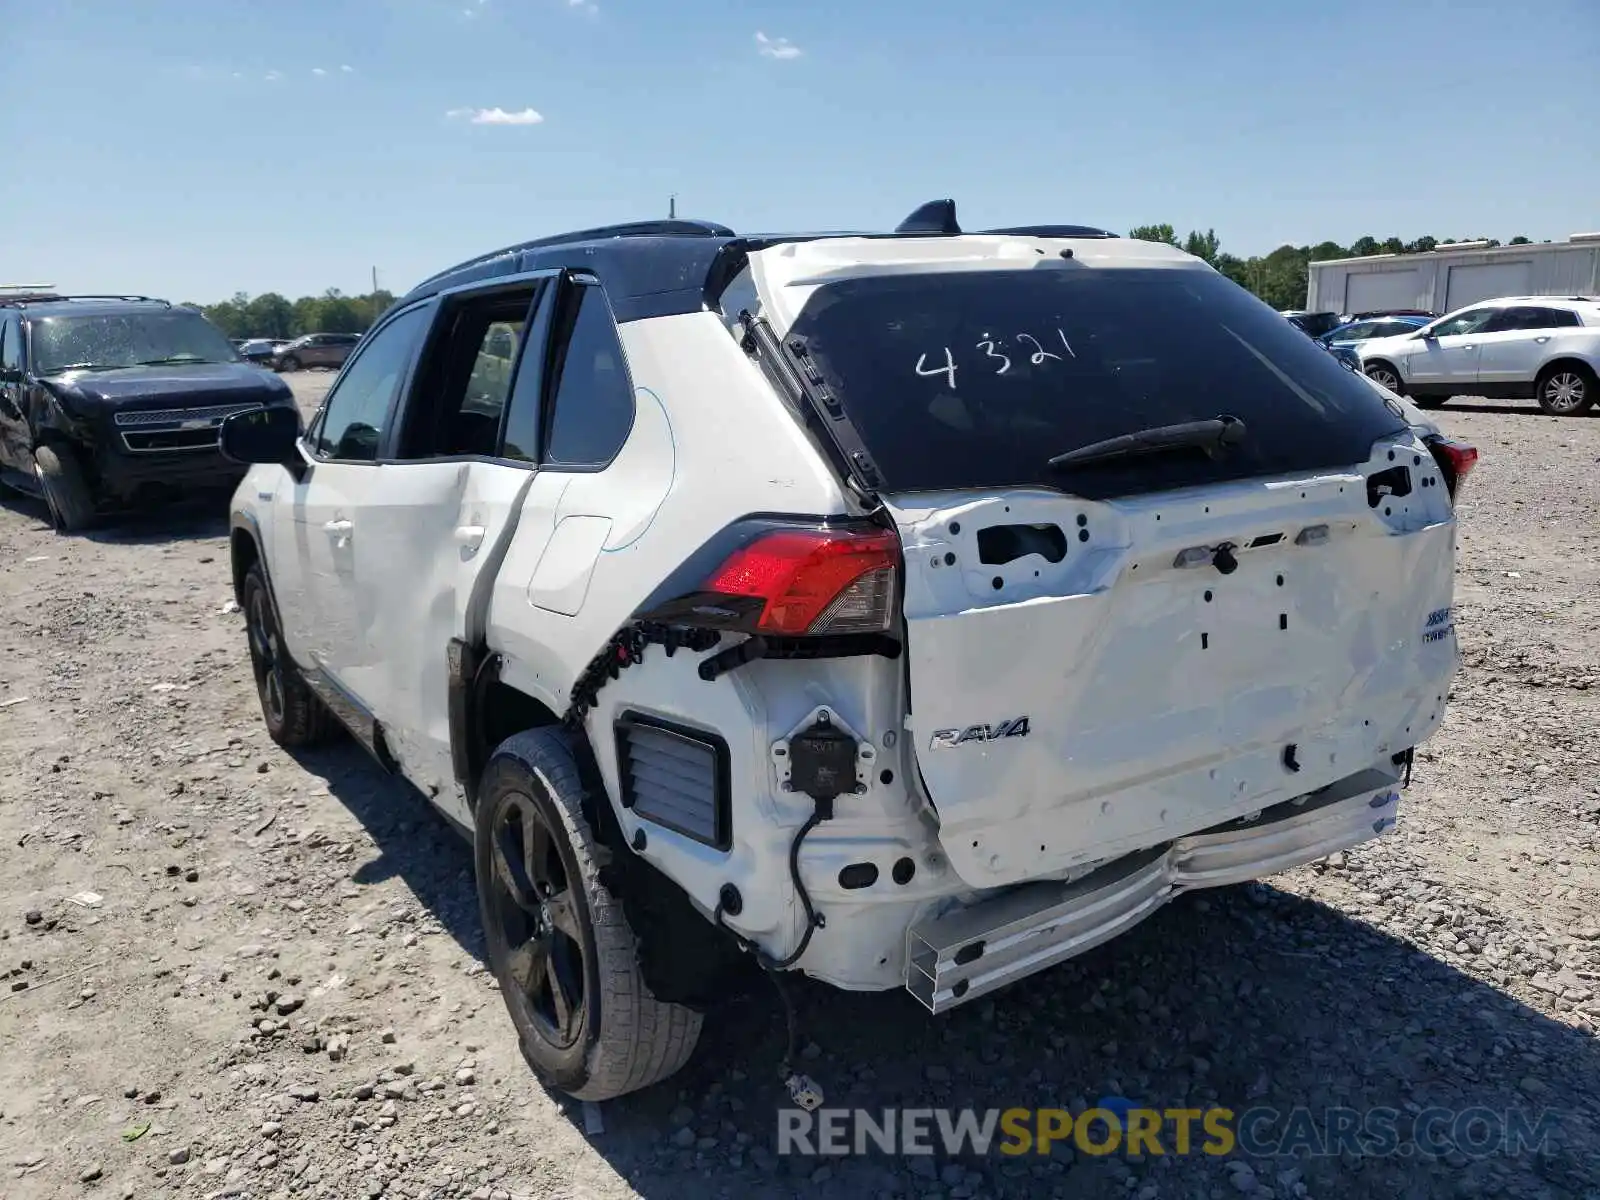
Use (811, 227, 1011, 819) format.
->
(748, 234, 1205, 336)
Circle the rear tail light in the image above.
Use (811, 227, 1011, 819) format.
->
(1426, 437, 1478, 500)
(701, 527, 900, 636)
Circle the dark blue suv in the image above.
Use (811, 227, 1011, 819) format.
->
(0, 294, 298, 531)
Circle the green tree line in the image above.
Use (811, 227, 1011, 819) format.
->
(180, 288, 397, 339)
(1127, 225, 1542, 311)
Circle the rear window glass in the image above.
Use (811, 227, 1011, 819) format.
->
(783, 267, 1408, 499)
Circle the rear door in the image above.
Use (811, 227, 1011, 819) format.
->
(1476, 306, 1576, 388)
(766, 256, 1460, 889)
(332, 272, 558, 812)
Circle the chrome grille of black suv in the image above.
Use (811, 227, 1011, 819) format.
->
(112, 402, 264, 452)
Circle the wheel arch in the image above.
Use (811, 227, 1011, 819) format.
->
(230, 518, 264, 606)
(1535, 355, 1597, 385)
(477, 720, 755, 1014)
(451, 648, 567, 814)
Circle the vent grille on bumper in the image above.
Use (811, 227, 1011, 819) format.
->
(614, 713, 731, 851)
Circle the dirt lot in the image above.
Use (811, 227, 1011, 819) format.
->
(1, 374, 1597, 1200)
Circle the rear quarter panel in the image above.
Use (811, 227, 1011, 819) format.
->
(486, 310, 853, 715)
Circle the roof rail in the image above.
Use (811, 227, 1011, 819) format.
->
(981, 224, 1118, 239)
(1, 293, 171, 308)
(410, 218, 735, 292)
(57, 294, 170, 305)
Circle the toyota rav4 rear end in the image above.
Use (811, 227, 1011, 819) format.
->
(590, 225, 1473, 1018)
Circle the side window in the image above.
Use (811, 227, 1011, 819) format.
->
(399, 288, 538, 460)
(1526, 307, 1579, 329)
(1430, 308, 1496, 338)
(312, 305, 431, 461)
(1481, 307, 1578, 333)
(0, 316, 17, 375)
(1338, 322, 1377, 340)
(1483, 307, 1533, 333)
(542, 282, 636, 468)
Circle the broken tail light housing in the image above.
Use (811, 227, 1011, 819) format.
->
(1425, 437, 1478, 500)
(693, 526, 901, 637)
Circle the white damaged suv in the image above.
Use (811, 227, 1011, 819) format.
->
(220, 202, 1478, 1101)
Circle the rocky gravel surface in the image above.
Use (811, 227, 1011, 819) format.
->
(0, 379, 1597, 1200)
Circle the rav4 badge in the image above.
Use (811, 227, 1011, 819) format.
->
(928, 717, 1030, 750)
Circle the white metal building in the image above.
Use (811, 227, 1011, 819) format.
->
(1306, 234, 1600, 316)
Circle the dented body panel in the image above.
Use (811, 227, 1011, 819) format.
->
(886, 429, 1460, 890)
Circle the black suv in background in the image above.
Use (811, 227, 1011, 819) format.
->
(0, 294, 298, 532)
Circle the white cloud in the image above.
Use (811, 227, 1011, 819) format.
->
(755, 32, 802, 60)
(311, 67, 327, 76)
(264, 69, 283, 81)
(340, 64, 355, 73)
(567, 0, 599, 13)
(448, 106, 545, 126)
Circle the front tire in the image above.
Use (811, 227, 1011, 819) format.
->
(33, 444, 96, 532)
(241, 564, 336, 748)
(475, 729, 702, 1101)
(277, 355, 301, 372)
(1535, 363, 1595, 415)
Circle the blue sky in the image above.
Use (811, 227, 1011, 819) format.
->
(4, 0, 1595, 303)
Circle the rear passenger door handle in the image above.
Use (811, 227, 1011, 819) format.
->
(454, 524, 486, 552)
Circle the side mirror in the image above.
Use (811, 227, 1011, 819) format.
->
(0, 367, 21, 384)
(221, 405, 302, 466)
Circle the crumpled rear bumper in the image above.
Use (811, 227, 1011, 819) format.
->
(906, 768, 1400, 1013)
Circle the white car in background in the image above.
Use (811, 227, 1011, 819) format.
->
(1358, 297, 1600, 414)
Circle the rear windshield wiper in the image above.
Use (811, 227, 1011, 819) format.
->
(1047, 415, 1247, 469)
(137, 356, 213, 365)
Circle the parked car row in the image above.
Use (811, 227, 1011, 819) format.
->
(1281, 307, 1437, 338)
(1352, 295, 1599, 415)
(1281, 297, 1598, 415)
(230, 332, 362, 371)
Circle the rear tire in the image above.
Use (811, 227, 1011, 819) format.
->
(33, 444, 96, 533)
(1534, 363, 1594, 416)
(1363, 361, 1407, 395)
(241, 563, 336, 748)
(475, 728, 702, 1101)
(278, 355, 301, 372)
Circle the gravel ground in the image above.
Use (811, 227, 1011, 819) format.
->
(1, 375, 1597, 1200)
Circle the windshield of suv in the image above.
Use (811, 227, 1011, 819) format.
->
(31, 309, 241, 374)
(783, 266, 1408, 499)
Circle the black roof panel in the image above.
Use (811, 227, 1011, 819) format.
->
(393, 204, 1124, 325)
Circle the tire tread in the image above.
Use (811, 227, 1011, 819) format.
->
(484, 729, 702, 1101)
